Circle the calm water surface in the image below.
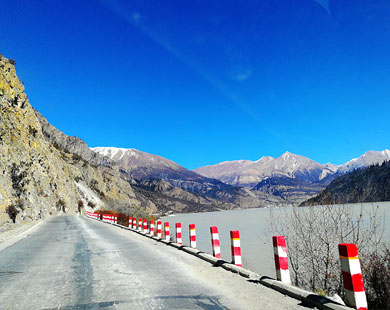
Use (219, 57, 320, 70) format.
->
(160, 202, 389, 277)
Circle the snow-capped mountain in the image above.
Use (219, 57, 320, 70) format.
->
(92, 147, 390, 206)
(194, 150, 390, 188)
(90, 146, 278, 209)
(338, 150, 390, 173)
(91, 147, 187, 179)
(194, 151, 339, 188)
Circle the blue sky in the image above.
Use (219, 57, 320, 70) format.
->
(1, 0, 390, 169)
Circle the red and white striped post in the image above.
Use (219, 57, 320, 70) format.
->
(210, 226, 221, 258)
(164, 222, 170, 241)
(149, 220, 155, 236)
(138, 218, 142, 231)
(175, 223, 182, 245)
(110, 214, 114, 224)
(114, 215, 117, 224)
(189, 224, 196, 248)
(157, 221, 162, 238)
(230, 230, 242, 267)
(338, 243, 367, 310)
(272, 236, 291, 284)
(132, 217, 136, 229)
(129, 217, 132, 228)
(143, 219, 148, 233)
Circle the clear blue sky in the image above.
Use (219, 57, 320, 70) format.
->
(1, 0, 389, 169)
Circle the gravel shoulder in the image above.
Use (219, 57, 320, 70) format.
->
(0, 218, 46, 252)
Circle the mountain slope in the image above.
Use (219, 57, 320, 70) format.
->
(194, 150, 390, 205)
(92, 147, 210, 182)
(92, 147, 286, 209)
(194, 151, 338, 188)
(301, 161, 390, 206)
(338, 150, 390, 173)
(0, 54, 156, 230)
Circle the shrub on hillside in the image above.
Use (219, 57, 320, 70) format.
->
(6, 205, 19, 223)
(362, 246, 390, 310)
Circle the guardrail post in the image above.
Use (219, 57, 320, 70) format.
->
(175, 223, 182, 245)
(210, 226, 221, 258)
(189, 224, 196, 248)
(164, 222, 170, 241)
(272, 236, 291, 284)
(230, 230, 242, 267)
(143, 219, 148, 233)
(338, 243, 367, 310)
(157, 221, 162, 238)
(132, 217, 136, 229)
(150, 220, 155, 236)
(138, 218, 142, 231)
(114, 215, 117, 224)
(129, 217, 132, 228)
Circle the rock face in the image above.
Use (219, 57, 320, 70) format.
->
(0, 54, 154, 231)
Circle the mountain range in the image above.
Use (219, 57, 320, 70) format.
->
(91, 147, 283, 212)
(93, 147, 390, 206)
(194, 150, 390, 187)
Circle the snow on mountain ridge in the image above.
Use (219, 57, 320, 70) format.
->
(194, 150, 390, 187)
(338, 149, 390, 173)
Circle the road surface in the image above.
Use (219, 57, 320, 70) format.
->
(0, 216, 307, 309)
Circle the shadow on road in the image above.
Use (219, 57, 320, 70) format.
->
(42, 294, 230, 310)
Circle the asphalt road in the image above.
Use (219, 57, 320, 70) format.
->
(0, 216, 307, 309)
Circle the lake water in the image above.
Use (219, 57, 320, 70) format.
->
(160, 202, 389, 277)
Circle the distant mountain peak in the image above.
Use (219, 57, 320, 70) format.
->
(194, 149, 390, 189)
(338, 149, 390, 173)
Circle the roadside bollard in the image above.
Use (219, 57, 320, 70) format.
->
(143, 219, 148, 233)
(189, 224, 196, 249)
(132, 217, 137, 229)
(157, 221, 162, 238)
(175, 223, 182, 245)
(150, 220, 155, 236)
(210, 226, 221, 258)
(338, 243, 367, 310)
(138, 218, 142, 231)
(230, 230, 242, 267)
(114, 215, 117, 224)
(129, 217, 132, 228)
(164, 222, 170, 241)
(272, 236, 291, 284)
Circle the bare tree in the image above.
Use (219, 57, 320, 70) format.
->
(269, 204, 385, 297)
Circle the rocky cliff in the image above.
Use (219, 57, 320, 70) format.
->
(0, 54, 155, 231)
